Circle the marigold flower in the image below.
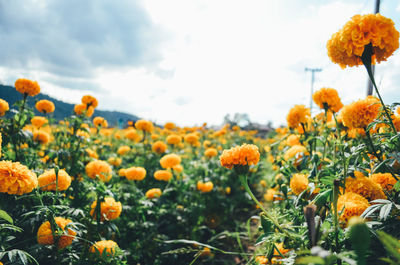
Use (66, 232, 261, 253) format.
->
(93, 116, 108, 128)
(286, 105, 311, 129)
(38, 169, 71, 191)
(74, 104, 86, 115)
(290, 173, 309, 195)
(145, 188, 162, 199)
(0, 161, 38, 195)
(220, 144, 260, 170)
(312, 87, 343, 113)
(283, 145, 308, 164)
(37, 217, 76, 249)
(152, 141, 167, 154)
(86, 106, 95, 117)
(85, 160, 112, 182)
(369, 172, 397, 191)
(90, 197, 122, 221)
(135, 119, 154, 132)
(15, 78, 40, 97)
(164, 122, 175, 130)
(118, 168, 126, 177)
(107, 157, 122, 167)
(0, 99, 9, 116)
(341, 97, 381, 129)
(166, 134, 182, 145)
(204, 148, 218, 158)
(90, 240, 118, 256)
(184, 133, 199, 145)
(117, 145, 131, 155)
(197, 181, 214, 193)
(172, 164, 183, 173)
(337, 192, 370, 225)
(327, 14, 399, 69)
(346, 171, 386, 200)
(286, 134, 300, 146)
(160, 154, 181, 169)
(33, 130, 50, 144)
(125, 167, 146, 181)
(31, 116, 48, 128)
(81, 95, 98, 108)
(35, 99, 55, 113)
(125, 129, 141, 142)
(154, 170, 172, 181)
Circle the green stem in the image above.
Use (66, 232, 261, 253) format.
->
(332, 179, 341, 262)
(333, 115, 347, 186)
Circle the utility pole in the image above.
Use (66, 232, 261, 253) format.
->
(305, 67, 322, 112)
(367, 0, 381, 96)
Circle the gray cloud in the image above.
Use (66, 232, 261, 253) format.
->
(0, 0, 166, 78)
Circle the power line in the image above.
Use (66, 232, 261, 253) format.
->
(305, 67, 322, 112)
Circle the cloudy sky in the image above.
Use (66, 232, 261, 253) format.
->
(0, 0, 399, 127)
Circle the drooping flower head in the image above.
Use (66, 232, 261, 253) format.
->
(35, 100, 55, 114)
(312, 87, 343, 113)
(38, 169, 71, 191)
(220, 144, 260, 170)
(90, 197, 122, 221)
(341, 97, 381, 129)
(0, 161, 38, 195)
(286, 105, 311, 129)
(37, 217, 76, 249)
(15, 78, 41, 97)
(85, 160, 112, 182)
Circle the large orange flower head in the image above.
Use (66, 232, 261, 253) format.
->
(135, 119, 154, 133)
(160, 154, 181, 169)
(125, 128, 141, 142)
(33, 130, 51, 144)
(286, 105, 311, 129)
(85, 160, 112, 182)
(166, 134, 182, 145)
(312, 87, 343, 113)
(0, 161, 38, 195)
(38, 169, 71, 191)
(31, 116, 48, 128)
(93, 116, 108, 128)
(337, 192, 370, 225)
(370, 172, 397, 191)
(146, 188, 162, 199)
(164, 122, 175, 130)
(35, 99, 55, 114)
(90, 197, 122, 221)
(204, 148, 218, 158)
(327, 14, 399, 69)
(152, 141, 167, 154)
(37, 217, 76, 249)
(345, 171, 386, 201)
(90, 240, 119, 257)
(290, 173, 309, 195)
(184, 133, 199, 145)
(341, 97, 381, 129)
(154, 170, 172, 181)
(15, 78, 41, 97)
(81, 95, 98, 108)
(220, 144, 260, 170)
(125, 167, 146, 181)
(0, 99, 9, 116)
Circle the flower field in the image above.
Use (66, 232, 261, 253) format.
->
(1, 13, 400, 265)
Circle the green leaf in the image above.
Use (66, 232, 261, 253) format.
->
(0, 210, 13, 224)
(296, 256, 324, 264)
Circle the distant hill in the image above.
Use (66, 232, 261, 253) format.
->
(0, 85, 139, 127)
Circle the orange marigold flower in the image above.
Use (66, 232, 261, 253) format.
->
(290, 173, 309, 195)
(346, 171, 386, 200)
(286, 105, 311, 129)
(152, 141, 167, 154)
(90, 240, 119, 256)
(93, 116, 108, 128)
(0, 161, 38, 195)
(15, 78, 41, 97)
(118, 168, 126, 177)
(172, 164, 183, 173)
(37, 217, 76, 249)
(31, 116, 48, 128)
(117, 145, 131, 155)
(369, 172, 397, 191)
(184, 133, 199, 145)
(337, 192, 370, 225)
(125, 167, 146, 181)
(90, 197, 122, 221)
(286, 134, 300, 146)
(135, 119, 154, 132)
(145, 188, 162, 199)
(220, 144, 260, 170)
(166, 134, 182, 145)
(35, 99, 55, 114)
(107, 157, 122, 167)
(312, 87, 343, 113)
(164, 122, 175, 130)
(154, 170, 172, 181)
(38, 169, 71, 191)
(204, 148, 218, 158)
(81, 95, 98, 108)
(0, 99, 9, 116)
(283, 145, 309, 164)
(160, 154, 181, 169)
(197, 181, 214, 193)
(341, 97, 381, 129)
(33, 130, 50, 144)
(125, 128, 141, 142)
(86, 106, 95, 117)
(74, 104, 86, 115)
(327, 14, 399, 69)
(85, 160, 112, 182)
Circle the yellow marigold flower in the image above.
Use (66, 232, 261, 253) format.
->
(0, 161, 38, 195)
(172, 164, 183, 173)
(145, 188, 162, 199)
(154, 170, 172, 181)
(107, 157, 122, 167)
(152, 141, 167, 154)
(164, 122, 175, 130)
(204, 148, 218, 158)
(33, 130, 50, 144)
(125, 167, 146, 181)
(35, 99, 55, 114)
(225, 187, 231, 194)
(290, 173, 309, 195)
(286, 105, 311, 129)
(337, 192, 370, 225)
(118, 168, 126, 177)
(166, 134, 182, 145)
(74, 104, 86, 115)
(264, 188, 276, 202)
(184, 133, 199, 145)
(203, 140, 212, 148)
(0, 98, 9, 116)
(90, 240, 118, 256)
(125, 128, 141, 142)
(160, 153, 181, 169)
(197, 181, 214, 193)
(31, 116, 48, 128)
(341, 97, 381, 129)
(220, 144, 260, 170)
(286, 134, 300, 146)
(81, 95, 98, 108)
(93, 116, 108, 128)
(327, 14, 399, 69)
(86, 106, 95, 117)
(85, 148, 98, 159)
(76, 129, 89, 138)
(117, 145, 131, 155)
(37, 217, 76, 249)
(90, 197, 122, 221)
(283, 145, 308, 164)
(346, 171, 386, 200)
(38, 169, 71, 191)
(312, 87, 343, 113)
(135, 119, 154, 132)
(15, 78, 40, 97)
(85, 160, 112, 182)
(370, 172, 397, 191)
